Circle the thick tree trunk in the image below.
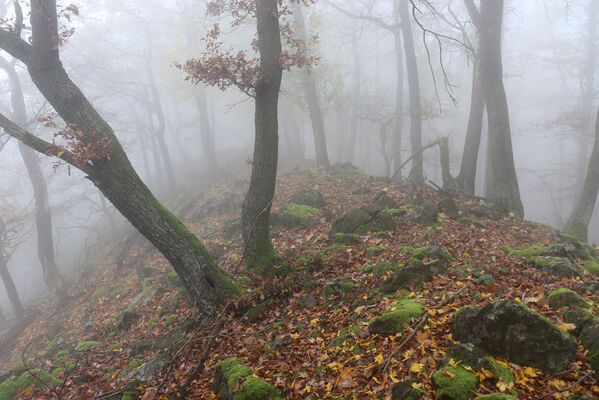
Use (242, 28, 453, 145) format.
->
(456, 52, 485, 196)
(398, 0, 423, 183)
(195, 91, 218, 172)
(0, 57, 65, 298)
(291, 4, 330, 168)
(565, 106, 599, 241)
(0, 0, 239, 316)
(0, 249, 24, 318)
(241, 0, 285, 274)
(392, 0, 404, 179)
(478, 0, 523, 217)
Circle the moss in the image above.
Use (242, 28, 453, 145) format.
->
(236, 276, 252, 287)
(502, 244, 548, 258)
(322, 278, 356, 299)
(75, 341, 102, 352)
(373, 231, 390, 239)
(581, 259, 599, 276)
(164, 315, 177, 328)
(286, 203, 320, 228)
(474, 395, 518, 400)
(247, 238, 289, 277)
(366, 246, 388, 257)
(334, 232, 361, 245)
(547, 288, 590, 309)
(361, 261, 398, 277)
(127, 360, 143, 371)
(488, 360, 514, 384)
(91, 286, 107, 303)
(368, 299, 424, 335)
(432, 365, 479, 400)
(166, 271, 181, 287)
(458, 217, 487, 229)
(568, 222, 588, 243)
(107, 342, 122, 351)
(234, 375, 281, 400)
(327, 325, 361, 348)
(0, 369, 62, 400)
(121, 392, 137, 400)
(379, 208, 405, 217)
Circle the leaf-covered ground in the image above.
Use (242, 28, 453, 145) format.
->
(0, 164, 598, 399)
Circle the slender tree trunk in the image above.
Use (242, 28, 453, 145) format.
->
(0, 0, 239, 315)
(195, 90, 218, 172)
(398, 0, 423, 183)
(478, 0, 523, 217)
(439, 136, 454, 189)
(291, 3, 330, 168)
(565, 106, 599, 241)
(241, 0, 285, 274)
(392, 8, 404, 179)
(456, 51, 485, 196)
(0, 249, 24, 318)
(0, 57, 65, 298)
(345, 27, 360, 164)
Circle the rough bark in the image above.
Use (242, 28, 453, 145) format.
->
(478, 0, 523, 217)
(392, 0, 404, 179)
(291, 3, 330, 168)
(398, 0, 423, 183)
(565, 106, 599, 241)
(456, 50, 485, 196)
(0, 219, 24, 318)
(195, 90, 218, 172)
(0, 56, 65, 298)
(0, 0, 238, 316)
(241, 0, 285, 274)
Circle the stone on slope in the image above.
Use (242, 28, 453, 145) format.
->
(437, 197, 459, 218)
(451, 300, 577, 373)
(368, 299, 424, 335)
(331, 208, 372, 235)
(407, 200, 438, 225)
(546, 288, 590, 309)
(212, 358, 281, 400)
(382, 246, 453, 292)
(289, 189, 325, 208)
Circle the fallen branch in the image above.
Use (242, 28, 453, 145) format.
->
(536, 371, 594, 400)
(380, 284, 468, 372)
(391, 139, 442, 180)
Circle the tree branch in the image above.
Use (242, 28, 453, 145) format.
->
(463, 0, 481, 28)
(325, 0, 400, 32)
(0, 27, 31, 64)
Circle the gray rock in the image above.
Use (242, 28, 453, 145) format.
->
(451, 300, 577, 373)
(382, 260, 433, 292)
(407, 200, 438, 225)
(437, 197, 459, 218)
(118, 310, 139, 331)
(126, 354, 167, 382)
(574, 282, 599, 293)
(544, 258, 582, 278)
(331, 208, 372, 235)
(289, 189, 325, 208)
(298, 293, 317, 308)
(352, 187, 372, 195)
(391, 381, 423, 400)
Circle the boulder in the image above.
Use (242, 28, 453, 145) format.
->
(367, 192, 398, 213)
(289, 189, 325, 208)
(118, 309, 139, 331)
(212, 358, 281, 400)
(334, 233, 361, 245)
(407, 200, 438, 225)
(451, 300, 577, 373)
(331, 208, 371, 235)
(574, 282, 599, 294)
(381, 260, 433, 292)
(352, 186, 372, 195)
(368, 299, 424, 335)
(437, 197, 459, 219)
(578, 320, 599, 374)
(546, 288, 590, 309)
(433, 365, 479, 400)
(322, 278, 356, 299)
(277, 203, 320, 228)
(391, 381, 424, 400)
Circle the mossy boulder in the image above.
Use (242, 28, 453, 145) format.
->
(0, 369, 62, 400)
(322, 278, 356, 299)
(277, 203, 320, 228)
(212, 358, 281, 400)
(547, 288, 590, 309)
(432, 365, 479, 400)
(578, 320, 599, 375)
(327, 325, 361, 348)
(437, 197, 459, 218)
(75, 341, 102, 352)
(504, 245, 581, 278)
(366, 246, 388, 257)
(161, 271, 182, 288)
(118, 309, 139, 331)
(382, 246, 453, 292)
(451, 300, 577, 373)
(474, 395, 519, 400)
(458, 217, 487, 229)
(562, 309, 596, 336)
(368, 299, 424, 335)
(331, 208, 372, 234)
(289, 189, 325, 208)
(391, 381, 424, 400)
(407, 200, 438, 225)
(361, 261, 399, 277)
(334, 233, 361, 245)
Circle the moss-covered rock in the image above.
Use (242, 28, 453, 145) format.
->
(432, 365, 479, 400)
(327, 325, 361, 348)
(289, 189, 325, 208)
(391, 381, 424, 400)
(283, 203, 320, 228)
(118, 309, 139, 331)
(75, 341, 102, 352)
(407, 201, 438, 226)
(334, 233, 361, 245)
(0, 369, 62, 400)
(474, 395, 518, 400)
(382, 246, 453, 292)
(458, 217, 487, 229)
(437, 197, 459, 218)
(322, 278, 356, 299)
(581, 259, 599, 276)
(366, 245, 388, 257)
(547, 288, 590, 309)
(330, 208, 371, 235)
(361, 261, 398, 277)
(212, 358, 281, 400)
(368, 299, 424, 335)
(373, 231, 391, 239)
(451, 300, 578, 373)
(503, 245, 581, 278)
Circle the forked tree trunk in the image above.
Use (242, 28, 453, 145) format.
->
(0, 56, 65, 298)
(291, 3, 330, 168)
(456, 51, 485, 196)
(398, 0, 423, 183)
(0, 0, 238, 316)
(476, 0, 523, 217)
(565, 106, 599, 241)
(241, 0, 285, 274)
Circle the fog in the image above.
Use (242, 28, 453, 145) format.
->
(0, 0, 597, 315)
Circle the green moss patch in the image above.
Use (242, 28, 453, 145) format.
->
(433, 365, 479, 400)
(547, 288, 590, 309)
(334, 233, 361, 245)
(0, 370, 62, 400)
(581, 259, 599, 276)
(368, 299, 425, 335)
(75, 341, 102, 352)
(322, 278, 356, 299)
(458, 217, 487, 229)
(214, 358, 281, 400)
(366, 245, 388, 257)
(286, 203, 320, 228)
(360, 261, 398, 277)
(474, 395, 518, 400)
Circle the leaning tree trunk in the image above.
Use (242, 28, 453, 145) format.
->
(392, 0, 404, 179)
(478, 0, 523, 217)
(0, 251, 24, 318)
(291, 3, 330, 168)
(241, 0, 285, 274)
(398, 0, 423, 183)
(456, 51, 485, 196)
(565, 105, 599, 241)
(0, 0, 238, 316)
(195, 90, 218, 172)
(0, 56, 65, 298)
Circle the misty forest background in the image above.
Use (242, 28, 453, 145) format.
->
(0, 0, 597, 363)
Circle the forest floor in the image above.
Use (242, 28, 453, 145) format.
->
(0, 163, 598, 400)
